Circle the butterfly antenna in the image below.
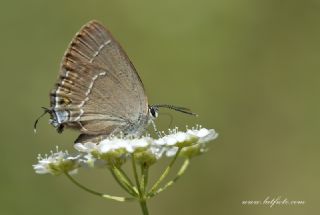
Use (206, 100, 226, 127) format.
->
(34, 107, 50, 133)
(153, 104, 198, 116)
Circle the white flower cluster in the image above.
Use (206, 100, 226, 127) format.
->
(33, 147, 80, 175)
(33, 126, 218, 175)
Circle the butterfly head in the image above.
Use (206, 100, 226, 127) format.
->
(34, 107, 65, 134)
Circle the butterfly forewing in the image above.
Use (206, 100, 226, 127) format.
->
(50, 20, 149, 136)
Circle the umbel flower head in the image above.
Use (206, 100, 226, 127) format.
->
(76, 126, 217, 167)
(33, 126, 218, 175)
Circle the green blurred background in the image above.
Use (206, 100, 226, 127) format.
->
(1, 0, 319, 214)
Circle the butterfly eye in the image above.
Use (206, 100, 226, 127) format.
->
(150, 107, 158, 118)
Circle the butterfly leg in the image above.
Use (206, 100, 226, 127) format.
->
(150, 120, 162, 138)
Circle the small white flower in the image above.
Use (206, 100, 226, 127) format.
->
(98, 138, 127, 153)
(159, 129, 190, 146)
(33, 147, 80, 175)
(179, 127, 218, 158)
(79, 153, 107, 168)
(129, 137, 151, 150)
(187, 128, 218, 143)
(74, 142, 97, 153)
(148, 145, 166, 159)
(165, 147, 179, 157)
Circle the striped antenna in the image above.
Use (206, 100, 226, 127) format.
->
(151, 104, 198, 116)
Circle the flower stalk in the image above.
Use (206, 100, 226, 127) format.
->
(148, 148, 181, 195)
(109, 165, 138, 197)
(65, 172, 135, 202)
(148, 158, 190, 198)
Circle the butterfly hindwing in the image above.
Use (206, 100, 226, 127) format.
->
(50, 21, 149, 135)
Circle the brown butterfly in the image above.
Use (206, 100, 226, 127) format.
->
(34, 20, 196, 143)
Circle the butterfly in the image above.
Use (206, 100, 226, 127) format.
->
(34, 20, 196, 143)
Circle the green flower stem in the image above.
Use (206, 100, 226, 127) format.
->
(109, 166, 138, 197)
(131, 154, 143, 197)
(116, 165, 139, 194)
(139, 199, 149, 215)
(148, 158, 190, 198)
(118, 167, 136, 189)
(148, 148, 182, 195)
(64, 172, 134, 202)
(140, 164, 149, 193)
(131, 155, 150, 215)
